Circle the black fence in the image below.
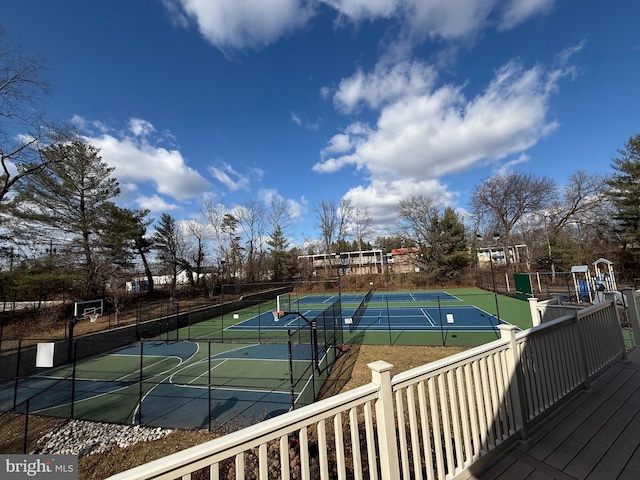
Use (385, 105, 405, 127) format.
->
(0, 298, 343, 453)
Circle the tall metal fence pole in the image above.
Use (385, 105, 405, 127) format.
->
(287, 333, 295, 409)
(23, 398, 30, 454)
(138, 341, 144, 425)
(70, 340, 77, 418)
(208, 340, 212, 433)
(386, 299, 392, 346)
(13, 339, 22, 410)
(258, 302, 261, 343)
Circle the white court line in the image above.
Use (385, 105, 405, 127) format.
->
(186, 358, 229, 385)
(420, 308, 436, 327)
(283, 310, 313, 327)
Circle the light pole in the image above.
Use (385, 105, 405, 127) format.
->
(477, 233, 501, 325)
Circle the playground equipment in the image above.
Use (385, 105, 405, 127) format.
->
(512, 258, 618, 304)
(592, 258, 617, 291)
(571, 259, 618, 304)
(570, 265, 593, 303)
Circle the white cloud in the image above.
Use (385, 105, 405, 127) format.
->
(333, 61, 438, 113)
(290, 112, 303, 127)
(76, 116, 210, 202)
(323, 0, 398, 20)
(164, 0, 315, 50)
(343, 178, 453, 230)
(163, 0, 554, 52)
(315, 59, 562, 181)
(258, 188, 307, 219)
(209, 163, 264, 191)
(136, 194, 180, 212)
(291, 111, 320, 130)
(128, 118, 156, 137)
(499, 0, 554, 31)
(495, 153, 530, 176)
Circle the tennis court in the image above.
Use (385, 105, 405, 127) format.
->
(294, 290, 460, 305)
(1, 334, 336, 430)
(227, 304, 500, 333)
(2, 288, 528, 430)
(343, 305, 501, 331)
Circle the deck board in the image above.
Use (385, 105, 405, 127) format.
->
(474, 348, 640, 480)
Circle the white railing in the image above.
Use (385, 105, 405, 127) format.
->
(107, 300, 628, 480)
(623, 288, 640, 347)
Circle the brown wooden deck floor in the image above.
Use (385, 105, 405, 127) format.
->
(476, 348, 640, 480)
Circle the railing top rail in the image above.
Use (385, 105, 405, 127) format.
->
(518, 299, 618, 342)
(392, 336, 509, 389)
(106, 382, 379, 480)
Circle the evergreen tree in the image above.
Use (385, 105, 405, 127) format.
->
(102, 204, 155, 292)
(153, 213, 180, 296)
(430, 207, 470, 284)
(607, 133, 640, 261)
(267, 223, 290, 282)
(14, 141, 119, 297)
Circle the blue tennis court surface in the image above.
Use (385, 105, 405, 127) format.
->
(228, 304, 503, 332)
(138, 383, 292, 429)
(294, 291, 460, 305)
(345, 305, 502, 331)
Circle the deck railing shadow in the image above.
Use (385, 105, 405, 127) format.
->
(106, 295, 636, 480)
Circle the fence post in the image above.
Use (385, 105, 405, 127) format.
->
(528, 298, 540, 327)
(70, 340, 77, 418)
(573, 309, 591, 391)
(13, 339, 22, 410)
(208, 340, 212, 433)
(138, 341, 144, 425)
(498, 325, 528, 442)
(368, 361, 400, 480)
(23, 398, 30, 454)
(623, 289, 640, 348)
(287, 335, 295, 409)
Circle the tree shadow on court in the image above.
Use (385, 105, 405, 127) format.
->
(210, 397, 239, 420)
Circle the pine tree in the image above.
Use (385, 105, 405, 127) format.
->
(607, 133, 640, 258)
(153, 213, 181, 296)
(14, 141, 119, 296)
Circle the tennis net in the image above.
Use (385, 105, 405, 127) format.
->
(348, 288, 373, 332)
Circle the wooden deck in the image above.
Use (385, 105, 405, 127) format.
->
(476, 348, 640, 480)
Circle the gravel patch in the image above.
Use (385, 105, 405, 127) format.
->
(31, 419, 172, 457)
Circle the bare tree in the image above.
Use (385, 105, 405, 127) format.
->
(202, 199, 228, 263)
(0, 29, 68, 207)
(536, 171, 610, 274)
(395, 194, 439, 251)
(180, 219, 209, 290)
(471, 172, 556, 264)
(547, 171, 609, 236)
(352, 204, 374, 251)
(236, 200, 266, 283)
(314, 198, 354, 253)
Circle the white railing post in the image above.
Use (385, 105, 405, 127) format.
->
(604, 293, 628, 360)
(368, 361, 400, 480)
(623, 289, 640, 347)
(498, 325, 528, 442)
(528, 298, 540, 326)
(573, 308, 591, 391)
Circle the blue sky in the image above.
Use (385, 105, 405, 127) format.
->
(3, 0, 639, 247)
